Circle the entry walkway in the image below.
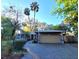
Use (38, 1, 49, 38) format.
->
(22, 41, 78, 59)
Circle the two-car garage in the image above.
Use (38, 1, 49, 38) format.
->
(36, 30, 64, 43)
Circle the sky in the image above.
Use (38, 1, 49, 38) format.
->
(2, 0, 64, 25)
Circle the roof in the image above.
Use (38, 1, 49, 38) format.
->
(36, 30, 65, 33)
(30, 32, 36, 35)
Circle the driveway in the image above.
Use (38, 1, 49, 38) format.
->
(22, 41, 78, 59)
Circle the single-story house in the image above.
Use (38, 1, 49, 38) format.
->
(35, 30, 65, 43)
(15, 29, 26, 40)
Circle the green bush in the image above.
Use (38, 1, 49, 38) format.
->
(14, 40, 26, 51)
(1, 40, 13, 55)
(1, 16, 13, 41)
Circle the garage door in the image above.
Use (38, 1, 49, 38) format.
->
(39, 34, 61, 43)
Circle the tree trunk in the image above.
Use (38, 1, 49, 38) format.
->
(34, 11, 36, 32)
(12, 28, 16, 51)
(28, 16, 31, 31)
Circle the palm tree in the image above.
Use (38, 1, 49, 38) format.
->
(24, 8, 31, 31)
(30, 2, 39, 31)
(24, 8, 30, 16)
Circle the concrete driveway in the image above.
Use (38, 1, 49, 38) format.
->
(22, 41, 78, 59)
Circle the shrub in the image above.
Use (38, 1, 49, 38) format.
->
(64, 35, 77, 43)
(1, 40, 13, 56)
(14, 40, 26, 51)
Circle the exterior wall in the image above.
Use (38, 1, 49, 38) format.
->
(39, 34, 62, 43)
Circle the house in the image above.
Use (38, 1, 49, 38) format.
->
(35, 30, 65, 43)
(15, 29, 26, 40)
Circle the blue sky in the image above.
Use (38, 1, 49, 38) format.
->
(2, 0, 64, 25)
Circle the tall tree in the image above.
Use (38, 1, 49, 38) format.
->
(30, 2, 39, 31)
(8, 6, 20, 39)
(24, 8, 31, 31)
(52, 0, 78, 35)
(2, 6, 21, 47)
